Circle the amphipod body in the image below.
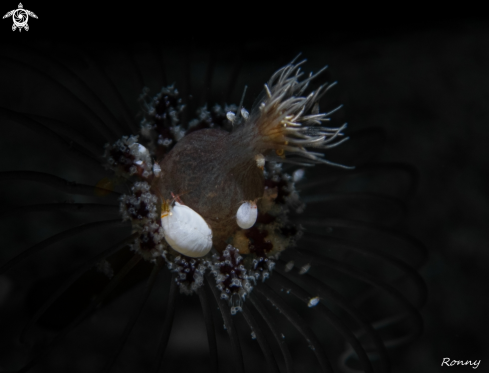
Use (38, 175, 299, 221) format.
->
(236, 201, 258, 229)
(161, 202, 213, 258)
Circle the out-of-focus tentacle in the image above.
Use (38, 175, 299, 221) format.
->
(0, 54, 117, 142)
(200, 49, 217, 106)
(79, 48, 138, 134)
(197, 285, 219, 372)
(271, 271, 374, 373)
(0, 171, 122, 199)
(295, 252, 424, 342)
(150, 273, 178, 373)
(297, 218, 428, 266)
(14, 255, 142, 372)
(104, 261, 161, 373)
(0, 203, 119, 220)
(0, 107, 102, 169)
(249, 292, 295, 373)
(242, 301, 280, 373)
(0, 220, 127, 275)
(255, 285, 334, 373)
(20, 233, 138, 344)
(299, 235, 428, 309)
(27, 113, 103, 159)
(206, 273, 245, 373)
(276, 260, 390, 373)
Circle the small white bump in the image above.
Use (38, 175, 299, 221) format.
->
(241, 107, 249, 120)
(284, 261, 294, 272)
(255, 154, 265, 169)
(153, 163, 161, 177)
(299, 263, 311, 275)
(236, 201, 258, 229)
(293, 168, 305, 182)
(308, 296, 320, 308)
(226, 111, 236, 122)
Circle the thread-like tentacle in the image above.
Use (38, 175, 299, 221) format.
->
(13, 255, 142, 373)
(0, 220, 127, 275)
(295, 252, 424, 343)
(300, 192, 407, 226)
(79, 47, 138, 134)
(277, 260, 390, 373)
(197, 285, 218, 372)
(0, 171, 122, 199)
(19, 44, 129, 138)
(127, 47, 145, 96)
(272, 270, 374, 373)
(206, 273, 245, 373)
(0, 107, 102, 169)
(242, 301, 280, 373)
(104, 261, 161, 373)
(0, 203, 119, 220)
(255, 285, 334, 373)
(66, 254, 142, 332)
(299, 234, 428, 309)
(20, 233, 138, 344)
(225, 50, 244, 100)
(180, 49, 193, 124)
(296, 218, 427, 267)
(150, 43, 167, 88)
(0, 55, 117, 142)
(249, 292, 295, 373)
(299, 163, 418, 201)
(150, 273, 178, 373)
(200, 49, 217, 106)
(27, 113, 103, 159)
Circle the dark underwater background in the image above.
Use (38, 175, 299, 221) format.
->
(0, 6, 487, 373)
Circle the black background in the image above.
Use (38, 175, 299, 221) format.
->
(1, 3, 488, 372)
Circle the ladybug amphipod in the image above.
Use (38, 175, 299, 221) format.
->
(236, 200, 258, 229)
(161, 200, 213, 258)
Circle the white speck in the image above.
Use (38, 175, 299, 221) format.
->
(284, 261, 294, 272)
(153, 163, 161, 177)
(241, 107, 249, 119)
(299, 263, 311, 275)
(255, 154, 265, 169)
(308, 296, 320, 308)
(95, 260, 114, 279)
(158, 137, 173, 147)
(130, 143, 149, 157)
(226, 111, 236, 122)
(293, 168, 305, 182)
(251, 331, 256, 340)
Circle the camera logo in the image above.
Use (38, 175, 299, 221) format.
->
(3, 3, 37, 32)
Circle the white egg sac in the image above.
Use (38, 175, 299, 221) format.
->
(236, 201, 258, 229)
(161, 202, 213, 258)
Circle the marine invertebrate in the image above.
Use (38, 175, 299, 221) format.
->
(0, 43, 426, 373)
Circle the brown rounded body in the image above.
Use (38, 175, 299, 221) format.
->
(156, 128, 263, 251)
